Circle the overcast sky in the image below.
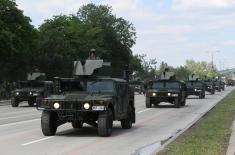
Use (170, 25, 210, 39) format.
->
(16, 0, 235, 70)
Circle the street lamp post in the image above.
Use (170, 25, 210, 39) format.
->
(206, 50, 220, 71)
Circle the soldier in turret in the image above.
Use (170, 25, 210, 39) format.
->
(88, 49, 100, 60)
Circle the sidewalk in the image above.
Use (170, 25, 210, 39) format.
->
(227, 116, 235, 155)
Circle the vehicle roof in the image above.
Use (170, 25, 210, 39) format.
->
(58, 77, 127, 83)
(18, 80, 52, 83)
(149, 80, 185, 84)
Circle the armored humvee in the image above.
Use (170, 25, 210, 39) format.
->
(213, 78, 224, 92)
(11, 73, 53, 107)
(145, 72, 187, 108)
(186, 75, 206, 99)
(227, 79, 235, 86)
(37, 60, 135, 137)
(203, 77, 215, 95)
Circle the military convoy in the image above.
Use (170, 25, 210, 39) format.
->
(11, 73, 53, 107)
(7, 53, 232, 138)
(145, 72, 187, 108)
(37, 60, 135, 137)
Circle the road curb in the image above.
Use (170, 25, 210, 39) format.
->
(150, 88, 235, 155)
(226, 115, 235, 155)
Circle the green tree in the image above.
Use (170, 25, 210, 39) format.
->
(77, 4, 136, 77)
(185, 59, 218, 78)
(0, 0, 38, 80)
(38, 15, 103, 78)
(38, 4, 137, 78)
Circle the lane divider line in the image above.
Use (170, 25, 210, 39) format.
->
(0, 119, 40, 128)
(137, 109, 151, 114)
(21, 136, 54, 146)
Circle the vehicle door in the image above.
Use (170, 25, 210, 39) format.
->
(115, 83, 123, 116)
(181, 83, 187, 101)
(121, 83, 129, 114)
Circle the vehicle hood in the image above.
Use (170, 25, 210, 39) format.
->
(147, 89, 180, 93)
(14, 87, 44, 92)
(47, 93, 113, 101)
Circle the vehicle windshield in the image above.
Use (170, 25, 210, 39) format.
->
(60, 80, 114, 93)
(186, 82, 203, 88)
(18, 81, 44, 88)
(152, 81, 180, 89)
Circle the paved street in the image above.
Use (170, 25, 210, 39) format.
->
(0, 87, 233, 155)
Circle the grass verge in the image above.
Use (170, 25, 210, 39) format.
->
(157, 90, 235, 155)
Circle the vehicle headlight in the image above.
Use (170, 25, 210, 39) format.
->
(53, 102, 60, 109)
(172, 94, 178, 97)
(33, 93, 39, 96)
(194, 89, 197, 91)
(168, 93, 172, 96)
(84, 103, 90, 110)
(16, 92, 19, 95)
(29, 92, 33, 95)
(152, 93, 156, 96)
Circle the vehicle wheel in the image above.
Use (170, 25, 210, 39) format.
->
(174, 98, 180, 108)
(211, 90, 215, 95)
(181, 98, 186, 106)
(121, 105, 133, 129)
(146, 97, 152, 108)
(72, 121, 83, 128)
(41, 111, 57, 136)
(98, 108, 113, 137)
(28, 99, 35, 107)
(199, 93, 203, 99)
(203, 92, 206, 98)
(11, 98, 19, 107)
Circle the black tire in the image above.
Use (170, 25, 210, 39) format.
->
(181, 98, 186, 106)
(146, 97, 152, 108)
(202, 92, 206, 99)
(121, 106, 133, 129)
(211, 90, 215, 95)
(174, 98, 180, 108)
(98, 108, 113, 137)
(72, 121, 83, 128)
(41, 111, 57, 136)
(28, 99, 35, 107)
(11, 98, 19, 107)
(199, 93, 203, 99)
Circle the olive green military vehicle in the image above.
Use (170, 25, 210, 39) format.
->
(129, 81, 145, 94)
(11, 73, 53, 107)
(37, 60, 135, 137)
(213, 78, 224, 92)
(186, 75, 206, 99)
(145, 72, 187, 108)
(203, 77, 215, 95)
(227, 79, 235, 86)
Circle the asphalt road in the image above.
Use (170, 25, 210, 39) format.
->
(0, 87, 234, 155)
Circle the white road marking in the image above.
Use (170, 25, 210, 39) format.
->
(21, 137, 54, 146)
(137, 109, 151, 114)
(0, 114, 39, 120)
(0, 118, 40, 128)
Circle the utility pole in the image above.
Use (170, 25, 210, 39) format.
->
(206, 50, 220, 71)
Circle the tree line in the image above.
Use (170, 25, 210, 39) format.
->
(0, 0, 218, 83)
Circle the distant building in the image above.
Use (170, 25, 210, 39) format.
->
(219, 68, 235, 80)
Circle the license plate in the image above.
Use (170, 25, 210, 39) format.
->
(92, 106, 105, 111)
